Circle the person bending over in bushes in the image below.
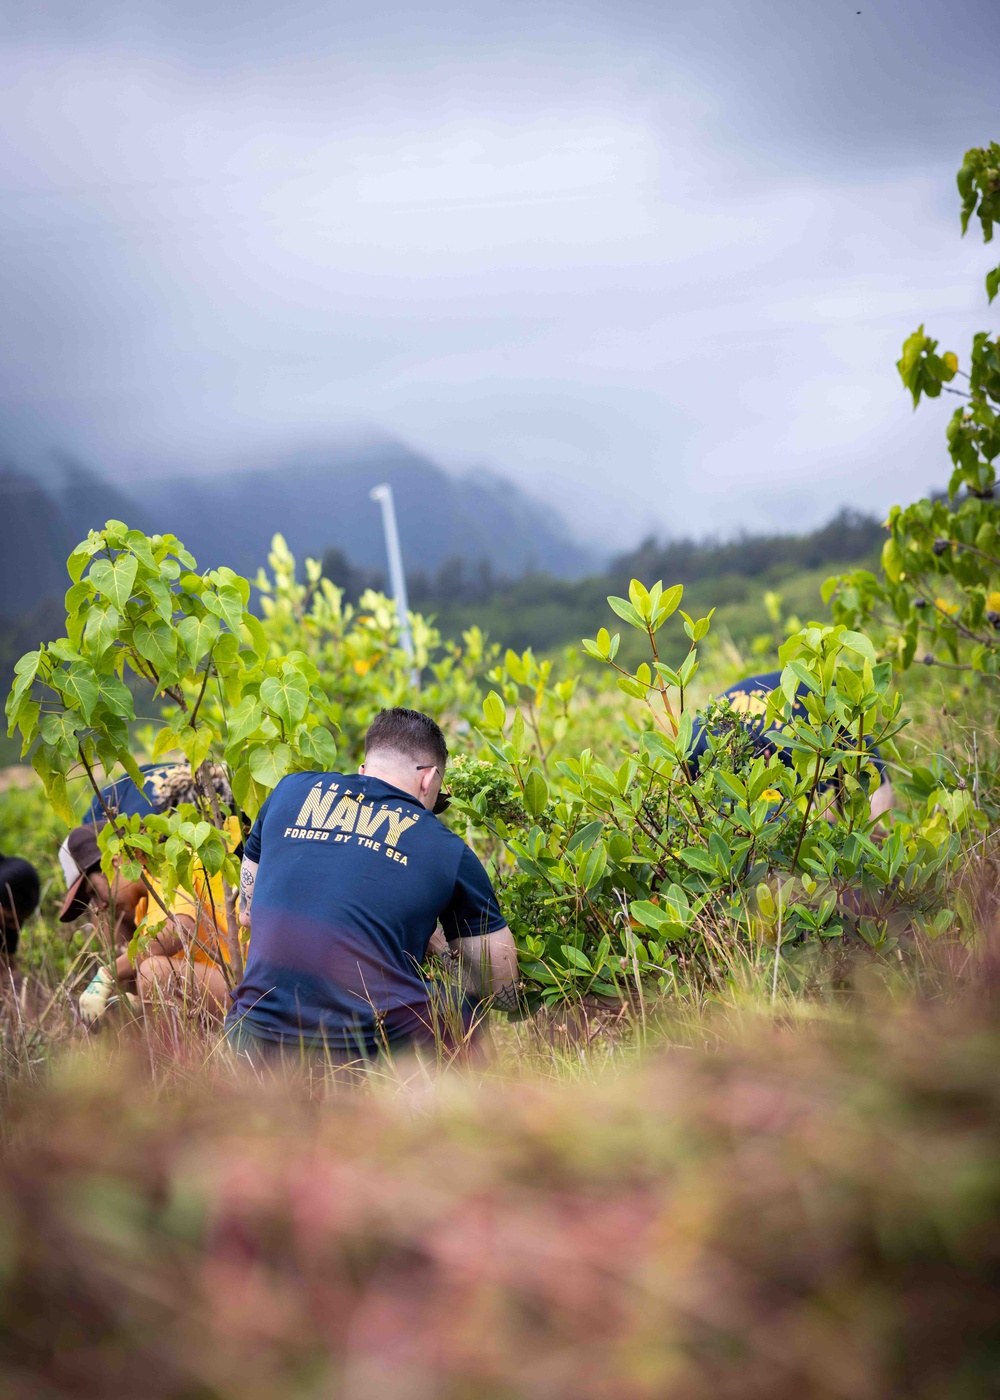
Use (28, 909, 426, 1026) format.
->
(0, 852, 41, 981)
(225, 706, 520, 1068)
(689, 668, 896, 823)
(58, 824, 232, 1027)
(83, 760, 241, 835)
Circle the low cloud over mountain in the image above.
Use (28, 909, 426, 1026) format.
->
(0, 438, 594, 619)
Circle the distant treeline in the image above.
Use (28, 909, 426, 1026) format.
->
(320, 508, 885, 654)
(614, 508, 883, 591)
(326, 508, 882, 611)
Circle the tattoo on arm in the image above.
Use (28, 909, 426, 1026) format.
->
(239, 859, 257, 921)
(490, 981, 522, 1013)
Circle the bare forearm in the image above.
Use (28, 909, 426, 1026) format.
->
(147, 928, 184, 958)
(114, 952, 137, 984)
(113, 924, 183, 980)
(453, 928, 520, 1008)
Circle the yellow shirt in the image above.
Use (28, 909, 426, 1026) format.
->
(134, 816, 245, 966)
(135, 868, 235, 966)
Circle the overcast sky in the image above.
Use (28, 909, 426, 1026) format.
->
(1, 0, 998, 550)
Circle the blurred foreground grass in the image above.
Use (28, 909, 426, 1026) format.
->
(2, 671, 1000, 1397)
(1, 986, 999, 1399)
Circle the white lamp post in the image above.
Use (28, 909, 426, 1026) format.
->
(369, 482, 419, 688)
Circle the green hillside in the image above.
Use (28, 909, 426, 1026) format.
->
(406, 508, 884, 663)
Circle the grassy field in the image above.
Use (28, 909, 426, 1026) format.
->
(4, 527, 1000, 1396)
(1, 666, 999, 1396)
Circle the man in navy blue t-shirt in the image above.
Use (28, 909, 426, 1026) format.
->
(225, 707, 517, 1062)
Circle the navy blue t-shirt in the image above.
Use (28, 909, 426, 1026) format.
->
(83, 763, 175, 824)
(689, 670, 885, 781)
(225, 772, 507, 1054)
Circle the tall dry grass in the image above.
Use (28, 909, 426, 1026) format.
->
(1, 942, 999, 1397)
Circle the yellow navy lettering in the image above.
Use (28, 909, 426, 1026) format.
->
(293, 781, 340, 829)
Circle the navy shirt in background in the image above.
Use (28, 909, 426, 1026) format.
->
(689, 670, 885, 781)
(225, 771, 506, 1054)
(83, 762, 174, 824)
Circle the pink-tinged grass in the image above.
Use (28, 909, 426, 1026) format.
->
(0, 986, 998, 1399)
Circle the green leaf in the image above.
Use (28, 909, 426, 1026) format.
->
(882, 536, 903, 584)
(95, 674, 135, 720)
(249, 743, 292, 791)
(482, 691, 506, 731)
(630, 900, 670, 930)
(690, 610, 714, 642)
(679, 847, 717, 875)
(151, 725, 181, 761)
(67, 547, 94, 584)
(89, 554, 139, 611)
(662, 883, 691, 923)
(607, 595, 646, 631)
(213, 632, 241, 671)
(226, 696, 264, 747)
(567, 820, 603, 853)
(785, 660, 821, 694)
(146, 578, 175, 624)
(204, 585, 245, 634)
(241, 613, 270, 662)
(39, 710, 83, 749)
(9, 696, 39, 749)
(297, 725, 338, 768)
(560, 945, 593, 973)
(32, 747, 76, 826)
(713, 771, 747, 802)
(628, 578, 651, 619)
(6, 652, 41, 720)
(502, 649, 526, 684)
(133, 621, 178, 674)
(652, 583, 683, 628)
(124, 530, 158, 572)
(181, 725, 214, 773)
(839, 630, 877, 665)
(580, 841, 607, 889)
(871, 661, 893, 694)
(13, 649, 43, 679)
(83, 605, 120, 660)
(511, 707, 525, 757)
(523, 769, 548, 817)
(987, 264, 999, 304)
(54, 662, 100, 721)
(260, 671, 309, 729)
(177, 614, 220, 665)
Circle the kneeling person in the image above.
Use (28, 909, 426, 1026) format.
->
(59, 824, 232, 1024)
(0, 852, 41, 979)
(689, 669, 895, 821)
(226, 707, 518, 1063)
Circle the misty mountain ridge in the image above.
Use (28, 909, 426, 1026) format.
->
(0, 439, 595, 618)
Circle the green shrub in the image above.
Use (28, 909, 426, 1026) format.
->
(449, 587, 973, 1007)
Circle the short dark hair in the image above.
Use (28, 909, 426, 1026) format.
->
(364, 708, 448, 769)
(0, 855, 41, 930)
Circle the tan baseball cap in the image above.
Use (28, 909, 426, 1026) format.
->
(57, 825, 103, 923)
